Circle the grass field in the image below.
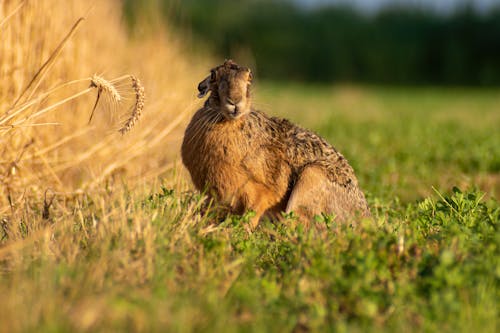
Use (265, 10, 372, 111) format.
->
(1, 79, 499, 332)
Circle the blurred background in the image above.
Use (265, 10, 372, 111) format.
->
(124, 0, 500, 85)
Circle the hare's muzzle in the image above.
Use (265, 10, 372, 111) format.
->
(223, 99, 243, 119)
(229, 106, 240, 117)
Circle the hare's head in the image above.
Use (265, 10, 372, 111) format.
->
(197, 60, 253, 120)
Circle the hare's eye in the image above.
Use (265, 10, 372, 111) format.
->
(210, 71, 216, 81)
(226, 98, 235, 106)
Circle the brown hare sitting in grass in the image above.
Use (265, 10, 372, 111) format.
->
(182, 60, 370, 229)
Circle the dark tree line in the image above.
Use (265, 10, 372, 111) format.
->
(124, 0, 500, 85)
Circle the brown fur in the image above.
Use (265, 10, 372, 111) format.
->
(182, 60, 370, 228)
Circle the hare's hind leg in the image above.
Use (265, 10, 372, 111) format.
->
(286, 164, 363, 224)
(286, 164, 331, 224)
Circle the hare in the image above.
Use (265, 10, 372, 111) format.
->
(181, 60, 370, 229)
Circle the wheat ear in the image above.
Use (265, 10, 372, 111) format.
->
(119, 75, 145, 134)
(88, 75, 121, 123)
(90, 75, 121, 102)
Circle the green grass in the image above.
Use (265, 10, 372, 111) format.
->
(1, 84, 499, 332)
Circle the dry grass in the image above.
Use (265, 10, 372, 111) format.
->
(0, 0, 204, 212)
(0, 4, 204, 328)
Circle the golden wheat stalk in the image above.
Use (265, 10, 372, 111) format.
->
(0, 1, 25, 29)
(11, 17, 85, 107)
(0, 74, 134, 133)
(1, 78, 88, 125)
(6, 87, 94, 129)
(118, 75, 145, 134)
(0, 72, 143, 136)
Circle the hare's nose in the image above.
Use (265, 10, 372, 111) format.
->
(229, 105, 239, 115)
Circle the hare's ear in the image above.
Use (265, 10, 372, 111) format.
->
(244, 68, 253, 84)
(197, 75, 211, 98)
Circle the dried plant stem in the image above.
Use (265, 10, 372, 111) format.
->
(49, 136, 114, 173)
(37, 150, 65, 188)
(11, 17, 85, 108)
(32, 128, 91, 157)
(0, 1, 25, 29)
(13, 135, 114, 190)
(147, 105, 190, 148)
(0, 122, 61, 131)
(11, 87, 93, 127)
(1, 78, 88, 124)
(1, 74, 133, 133)
(110, 75, 133, 84)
